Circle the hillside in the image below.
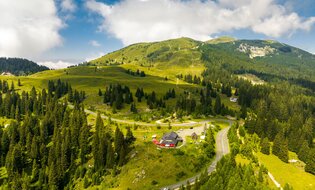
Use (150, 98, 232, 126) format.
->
(89, 37, 315, 92)
(203, 39, 315, 80)
(0, 37, 314, 190)
(0, 57, 49, 75)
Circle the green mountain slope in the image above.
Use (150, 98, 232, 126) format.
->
(91, 37, 315, 79)
(88, 37, 315, 91)
(203, 39, 315, 78)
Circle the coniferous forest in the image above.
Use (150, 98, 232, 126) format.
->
(0, 37, 315, 189)
(0, 80, 135, 189)
(0, 58, 49, 75)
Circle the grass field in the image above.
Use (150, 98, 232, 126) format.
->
(0, 63, 239, 120)
(257, 152, 315, 190)
(74, 120, 228, 190)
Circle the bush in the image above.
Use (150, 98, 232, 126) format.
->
(84, 177, 90, 188)
(151, 180, 158, 185)
(174, 149, 185, 156)
(176, 171, 186, 179)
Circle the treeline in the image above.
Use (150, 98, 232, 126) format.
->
(177, 74, 202, 85)
(0, 79, 83, 120)
(48, 79, 85, 103)
(0, 80, 15, 94)
(241, 81, 315, 174)
(125, 69, 146, 77)
(99, 85, 173, 111)
(0, 57, 49, 75)
(235, 69, 315, 92)
(99, 83, 234, 118)
(179, 155, 270, 190)
(0, 81, 135, 189)
(176, 85, 234, 117)
(101, 84, 134, 110)
(199, 50, 315, 174)
(178, 73, 233, 98)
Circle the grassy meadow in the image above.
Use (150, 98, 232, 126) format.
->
(257, 152, 315, 190)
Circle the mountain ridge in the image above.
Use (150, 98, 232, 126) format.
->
(87, 37, 315, 86)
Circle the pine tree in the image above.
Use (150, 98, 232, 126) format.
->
(261, 137, 270, 155)
(272, 131, 288, 163)
(31, 159, 39, 182)
(125, 127, 136, 146)
(93, 113, 102, 170)
(106, 142, 114, 169)
(214, 95, 221, 114)
(10, 81, 15, 92)
(130, 103, 137, 113)
(305, 148, 315, 174)
(79, 123, 90, 164)
(298, 140, 310, 162)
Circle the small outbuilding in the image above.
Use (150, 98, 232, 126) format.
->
(230, 97, 238, 103)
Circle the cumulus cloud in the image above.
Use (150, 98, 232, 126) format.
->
(86, 0, 315, 45)
(61, 0, 77, 12)
(38, 60, 76, 69)
(0, 0, 64, 58)
(89, 40, 101, 47)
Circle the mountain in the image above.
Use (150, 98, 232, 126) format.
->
(90, 37, 202, 68)
(0, 57, 49, 76)
(90, 37, 315, 91)
(0, 37, 314, 190)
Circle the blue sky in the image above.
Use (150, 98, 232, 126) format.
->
(1, 0, 315, 68)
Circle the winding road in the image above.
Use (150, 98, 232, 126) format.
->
(160, 124, 231, 190)
(72, 104, 211, 127)
(69, 105, 232, 190)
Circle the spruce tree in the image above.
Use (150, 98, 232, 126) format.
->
(298, 140, 310, 162)
(305, 148, 315, 174)
(261, 137, 270, 155)
(214, 95, 221, 115)
(272, 131, 288, 163)
(106, 142, 114, 169)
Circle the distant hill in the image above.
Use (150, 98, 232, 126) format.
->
(0, 57, 49, 76)
(89, 37, 203, 68)
(87, 36, 315, 91)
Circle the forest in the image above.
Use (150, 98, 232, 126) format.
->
(0, 58, 49, 75)
(99, 82, 235, 119)
(0, 80, 135, 189)
(200, 53, 315, 175)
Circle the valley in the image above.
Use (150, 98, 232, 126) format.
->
(0, 37, 314, 190)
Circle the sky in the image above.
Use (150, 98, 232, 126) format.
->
(1, 0, 315, 69)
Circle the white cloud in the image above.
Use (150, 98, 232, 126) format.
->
(0, 0, 64, 58)
(61, 0, 77, 12)
(38, 60, 76, 69)
(89, 40, 101, 47)
(86, 0, 315, 45)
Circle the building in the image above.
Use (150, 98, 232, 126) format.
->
(230, 97, 238, 103)
(159, 132, 183, 147)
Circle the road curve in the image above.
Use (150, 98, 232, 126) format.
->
(68, 104, 232, 189)
(69, 104, 233, 128)
(160, 125, 231, 190)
